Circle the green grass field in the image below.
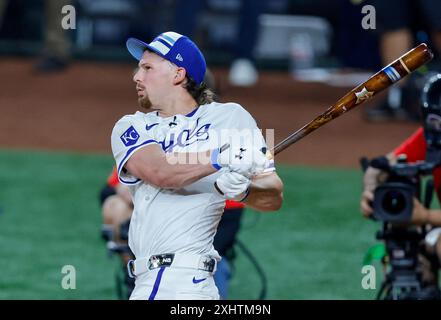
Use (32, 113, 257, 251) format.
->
(0, 149, 382, 300)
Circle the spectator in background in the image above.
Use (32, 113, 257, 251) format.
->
(363, 0, 441, 122)
(0, 0, 6, 28)
(337, 0, 382, 71)
(35, 0, 72, 72)
(173, 0, 265, 87)
(100, 166, 134, 266)
(99, 166, 135, 299)
(0, 0, 72, 72)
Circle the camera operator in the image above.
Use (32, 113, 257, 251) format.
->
(360, 74, 441, 290)
(360, 140, 441, 266)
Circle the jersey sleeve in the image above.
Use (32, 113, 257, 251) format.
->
(227, 103, 276, 173)
(393, 127, 426, 163)
(111, 115, 158, 185)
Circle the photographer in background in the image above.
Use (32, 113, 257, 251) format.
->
(360, 133, 441, 265)
(99, 166, 136, 299)
(360, 75, 441, 287)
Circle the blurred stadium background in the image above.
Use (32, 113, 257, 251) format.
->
(0, 0, 432, 299)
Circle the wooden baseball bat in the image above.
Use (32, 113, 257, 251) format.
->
(272, 43, 434, 156)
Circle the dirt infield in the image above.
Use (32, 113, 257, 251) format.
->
(0, 57, 419, 168)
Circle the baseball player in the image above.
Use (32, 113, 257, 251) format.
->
(111, 31, 283, 300)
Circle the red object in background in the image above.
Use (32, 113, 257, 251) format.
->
(393, 127, 426, 163)
(107, 167, 119, 188)
(107, 167, 245, 209)
(225, 200, 245, 209)
(393, 127, 441, 198)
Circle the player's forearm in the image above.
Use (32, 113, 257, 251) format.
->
(128, 148, 216, 189)
(155, 163, 215, 189)
(244, 172, 283, 212)
(155, 150, 217, 188)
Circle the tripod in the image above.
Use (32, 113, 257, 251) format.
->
(376, 223, 441, 300)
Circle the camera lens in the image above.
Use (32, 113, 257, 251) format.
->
(382, 190, 406, 215)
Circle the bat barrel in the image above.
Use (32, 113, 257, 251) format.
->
(401, 43, 434, 73)
(381, 43, 433, 85)
(273, 43, 434, 156)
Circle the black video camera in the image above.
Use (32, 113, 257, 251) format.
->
(370, 155, 432, 223)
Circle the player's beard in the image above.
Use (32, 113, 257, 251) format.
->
(138, 94, 152, 110)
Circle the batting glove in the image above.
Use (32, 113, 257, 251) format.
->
(211, 144, 269, 178)
(215, 171, 251, 202)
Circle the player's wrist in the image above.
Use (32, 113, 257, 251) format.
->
(210, 148, 222, 170)
(224, 187, 250, 202)
(238, 187, 251, 202)
(212, 144, 268, 177)
(214, 171, 251, 201)
(211, 143, 232, 171)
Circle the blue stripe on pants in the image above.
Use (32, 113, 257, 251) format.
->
(148, 267, 166, 300)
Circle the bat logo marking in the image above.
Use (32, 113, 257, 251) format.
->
(355, 87, 374, 104)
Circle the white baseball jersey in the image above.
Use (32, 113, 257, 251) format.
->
(111, 102, 275, 261)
